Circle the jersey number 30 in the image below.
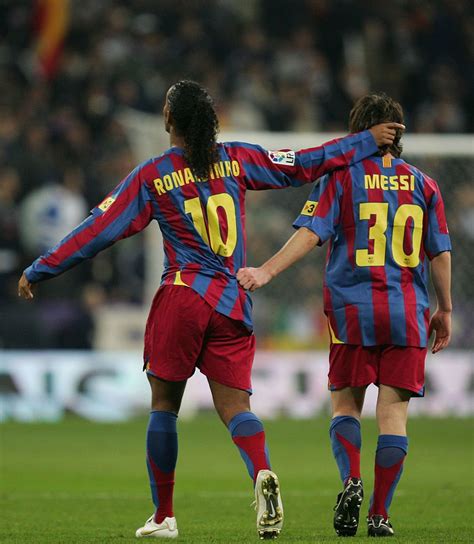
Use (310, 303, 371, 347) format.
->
(185, 194, 237, 257)
(356, 203, 423, 268)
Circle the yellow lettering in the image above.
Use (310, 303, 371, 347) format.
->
(172, 171, 185, 188)
(399, 175, 409, 191)
(216, 162, 225, 178)
(365, 175, 379, 189)
(225, 161, 232, 176)
(163, 175, 173, 191)
(184, 168, 195, 184)
(380, 175, 388, 190)
(389, 176, 399, 191)
(231, 160, 240, 176)
(153, 178, 166, 196)
(410, 175, 415, 191)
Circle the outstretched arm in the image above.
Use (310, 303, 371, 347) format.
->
(18, 166, 154, 300)
(237, 227, 319, 291)
(235, 123, 404, 190)
(428, 251, 452, 354)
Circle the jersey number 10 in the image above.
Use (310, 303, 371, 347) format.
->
(185, 194, 238, 257)
(356, 203, 424, 268)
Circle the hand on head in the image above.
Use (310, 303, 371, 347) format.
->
(369, 123, 405, 147)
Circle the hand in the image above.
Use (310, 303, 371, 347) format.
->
(18, 273, 35, 300)
(237, 267, 272, 292)
(369, 122, 405, 147)
(428, 309, 452, 354)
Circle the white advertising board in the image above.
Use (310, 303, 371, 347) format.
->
(0, 351, 472, 422)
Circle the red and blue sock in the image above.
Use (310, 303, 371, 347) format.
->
(329, 415, 362, 484)
(146, 411, 178, 523)
(369, 434, 408, 519)
(228, 412, 271, 483)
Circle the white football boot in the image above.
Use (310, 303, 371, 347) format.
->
(254, 470, 284, 539)
(135, 515, 178, 538)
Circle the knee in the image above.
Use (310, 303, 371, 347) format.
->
(377, 412, 407, 435)
(376, 405, 408, 434)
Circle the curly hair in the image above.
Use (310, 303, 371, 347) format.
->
(167, 80, 219, 179)
(349, 93, 404, 157)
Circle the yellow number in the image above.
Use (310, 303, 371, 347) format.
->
(206, 193, 237, 257)
(184, 194, 237, 257)
(356, 202, 424, 268)
(184, 197, 210, 246)
(392, 204, 423, 268)
(356, 203, 388, 267)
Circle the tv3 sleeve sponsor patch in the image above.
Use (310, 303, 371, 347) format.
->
(300, 200, 318, 216)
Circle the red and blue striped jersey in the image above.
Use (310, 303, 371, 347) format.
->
(25, 130, 378, 330)
(294, 154, 451, 347)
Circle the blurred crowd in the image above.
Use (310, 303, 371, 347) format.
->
(0, 0, 472, 349)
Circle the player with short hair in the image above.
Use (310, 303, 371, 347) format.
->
(237, 93, 452, 538)
(18, 81, 402, 540)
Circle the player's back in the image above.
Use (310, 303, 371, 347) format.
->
(338, 155, 449, 346)
(148, 143, 250, 325)
(345, 154, 440, 295)
(24, 128, 381, 331)
(296, 154, 451, 347)
(151, 145, 243, 271)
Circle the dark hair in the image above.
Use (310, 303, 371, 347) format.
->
(167, 80, 219, 179)
(349, 93, 404, 157)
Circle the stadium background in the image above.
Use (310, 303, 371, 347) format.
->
(0, 1, 473, 542)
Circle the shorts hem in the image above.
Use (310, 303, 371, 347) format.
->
(146, 368, 193, 382)
(328, 380, 424, 397)
(199, 368, 252, 395)
(378, 381, 425, 397)
(328, 381, 371, 391)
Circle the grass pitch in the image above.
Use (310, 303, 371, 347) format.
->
(1, 416, 473, 543)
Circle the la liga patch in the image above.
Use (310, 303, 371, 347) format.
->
(268, 150, 295, 166)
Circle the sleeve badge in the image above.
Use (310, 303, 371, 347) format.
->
(98, 196, 116, 213)
(301, 200, 318, 216)
(268, 150, 296, 166)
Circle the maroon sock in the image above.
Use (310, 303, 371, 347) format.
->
(369, 436, 408, 518)
(229, 413, 271, 482)
(232, 431, 270, 482)
(149, 459, 175, 523)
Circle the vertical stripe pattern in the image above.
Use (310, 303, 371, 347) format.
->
(25, 132, 379, 331)
(293, 155, 451, 347)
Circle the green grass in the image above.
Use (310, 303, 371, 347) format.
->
(1, 416, 473, 543)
